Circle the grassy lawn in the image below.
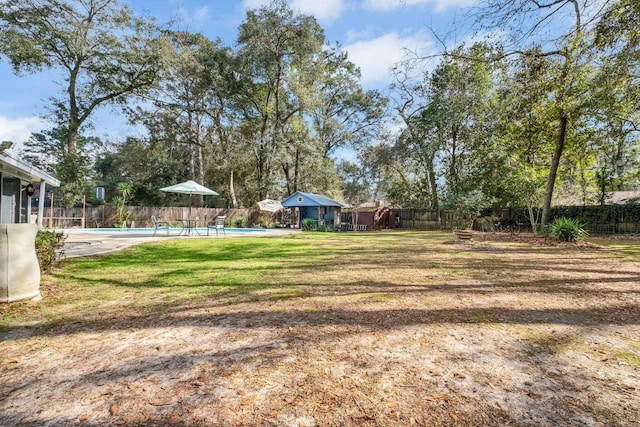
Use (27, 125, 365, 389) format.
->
(1, 231, 639, 426)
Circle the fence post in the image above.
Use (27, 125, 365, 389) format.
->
(81, 195, 86, 228)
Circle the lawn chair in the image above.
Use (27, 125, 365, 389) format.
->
(151, 215, 170, 236)
(207, 215, 226, 236)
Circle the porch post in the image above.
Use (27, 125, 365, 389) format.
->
(37, 182, 46, 228)
(26, 193, 32, 222)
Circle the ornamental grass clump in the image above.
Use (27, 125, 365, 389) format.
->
(548, 217, 588, 242)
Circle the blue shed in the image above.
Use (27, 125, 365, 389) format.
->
(281, 191, 344, 230)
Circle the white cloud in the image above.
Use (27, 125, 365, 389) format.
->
(0, 116, 48, 154)
(242, 0, 344, 24)
(363, 0, 423, 11)
(345, 27, 377, 44)
(193, 6, 210, 23)
(242, 0, 270, 9)
(363, 0, 477, 13)
(172, 6, 211, 26)
(433, 0, 477, 12)
(343, 30, 434, 88)
(290, 0, 343, 24)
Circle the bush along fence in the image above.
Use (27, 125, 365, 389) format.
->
(480, 205, 640, 234)
(395, 204, 640, 234)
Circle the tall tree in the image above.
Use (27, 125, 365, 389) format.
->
(591, 0, 640, 194)
(23, 123, 96, 206)
(489, 50, 557, 225)
(431, 44, 497, 199)
(236, 0, 325, 199)
(275, 46, 387, 197)
(0, 0, 161, 201)
(338, 160, 372, 231)
(389, 44, 496, 210)
(389, 61, 440, 210)
(471, 0, 615, 224)
(93, 136, 185, 206)
(312, 45, 387, 158)
(198, 41, 249, 208)
(134, 31, 224, 206)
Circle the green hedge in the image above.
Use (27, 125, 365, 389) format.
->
(483, 204, 640, 234)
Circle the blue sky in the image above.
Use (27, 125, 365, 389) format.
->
(0, 0, 479, 151)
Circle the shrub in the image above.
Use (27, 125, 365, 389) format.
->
(35, 230, 66, 272)
(302, 218, 316, 231)
(443, 190, 492, 230)
(233, 217, 245, 228)
(536, 224, 550, 237)
(548, 217, 588, 242)
(475, 215, 499, 232)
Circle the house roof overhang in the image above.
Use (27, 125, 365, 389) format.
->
(0, 152, 60, 187)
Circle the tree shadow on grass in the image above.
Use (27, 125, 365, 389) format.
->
(3, 232, 638, 426)
(2, 302, 629, 426)
(4, 298, 638, 342)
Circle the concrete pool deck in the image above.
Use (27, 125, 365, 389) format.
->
(61, 228, 301, 258)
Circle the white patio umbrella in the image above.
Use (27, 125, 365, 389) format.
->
(257, 199, 283, 212)
(160, 180, 219, 217)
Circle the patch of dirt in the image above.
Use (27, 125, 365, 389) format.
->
(1, 234, 639, 426)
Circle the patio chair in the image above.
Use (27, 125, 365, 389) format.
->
(207, 215, 226, 236)
(151, 215, 170, 236)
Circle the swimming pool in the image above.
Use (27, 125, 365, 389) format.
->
(58, 227, 267, 235)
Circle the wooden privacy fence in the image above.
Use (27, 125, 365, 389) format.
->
(395, 209, 467, 230)
(340, 209, 467, 231)
(39, 205, 640, 234)
(40, 206, 271, 229)
(396, 206, 640, 234)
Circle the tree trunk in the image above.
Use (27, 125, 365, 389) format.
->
(527, 203, 539, 235)
(67, 124, 79, 156)
(67, 65, 80, 156)
(293, 149, 300, 194)
(450, 127, 458, 193)
(283, 162, 292, 195)
(427, 157, 439, 214)
(352, 208, 360, 232)
(196, 144, 204, 207)
(541, 113, 568, 225)
(189, 143, 196, 181)
(229, 169, 238, 209)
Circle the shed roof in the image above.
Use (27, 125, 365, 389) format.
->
(281, 191, 344, 208)
(0, 152, 60, 186)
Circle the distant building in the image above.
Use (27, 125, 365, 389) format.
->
(281, 191, 344, 229)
